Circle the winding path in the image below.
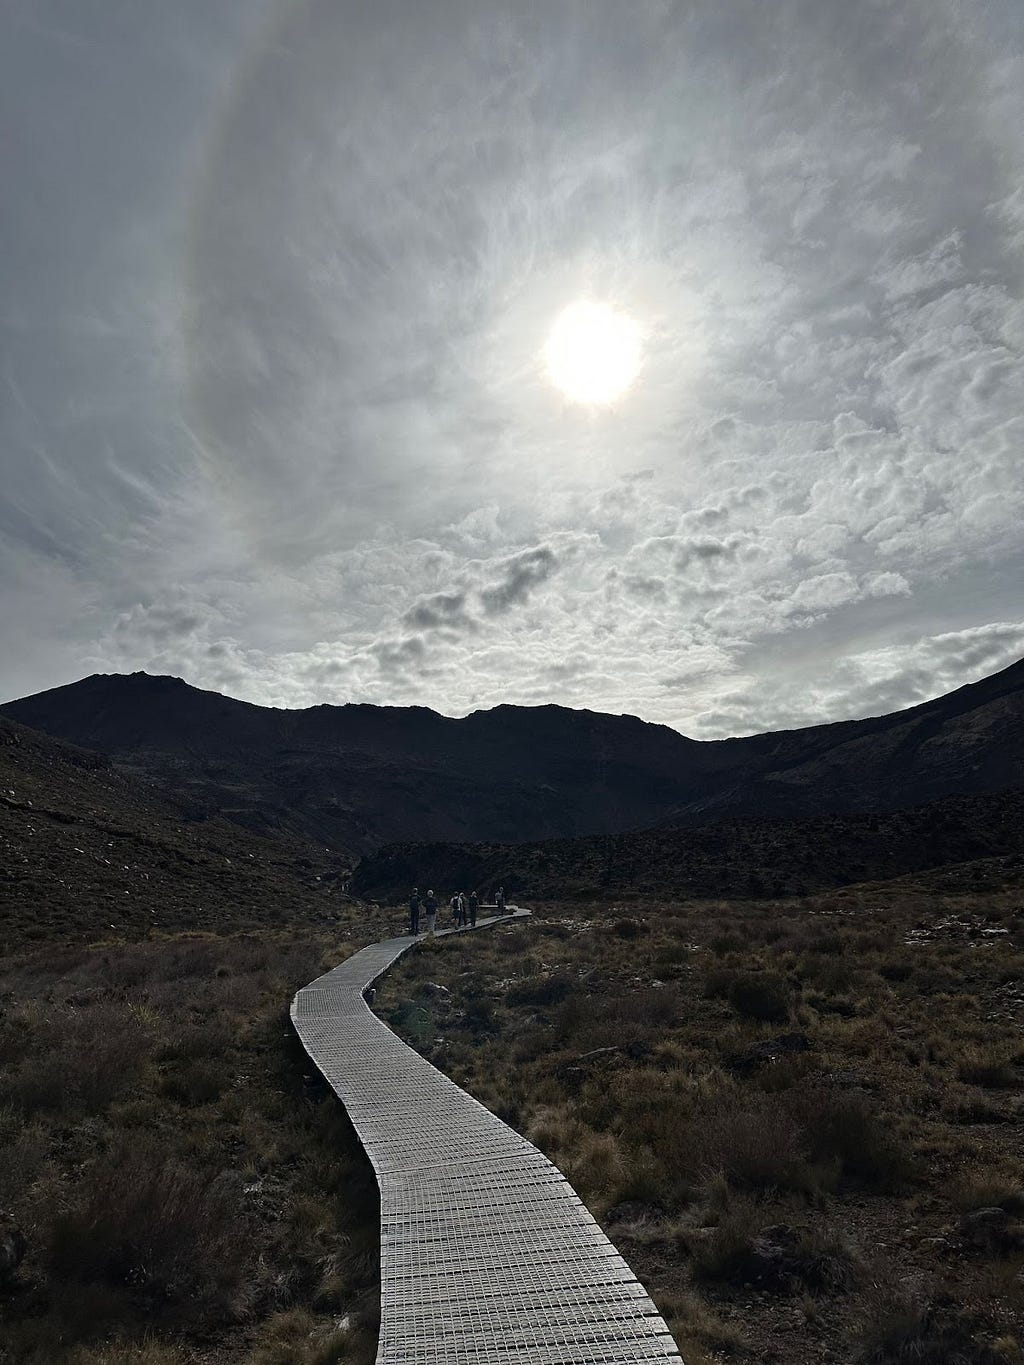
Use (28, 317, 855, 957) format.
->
(290, 910, 684, 1365)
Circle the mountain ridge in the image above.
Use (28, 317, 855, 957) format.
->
(3, 658, 1022, 854)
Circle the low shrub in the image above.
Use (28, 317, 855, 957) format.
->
(694, 1094, 811, 1192)
(609, 918, 650, 940)
(507, 971, 573, 1007)
(158, 1059, 228, 1106)
(657, 1290, 748, 1361)
(687, 1199, 762, 1284)
(702, 965, 737, 1000)
(46, 1145, 254, 1324)
(728, 972, 791, 1023)
(957, 1049, 1020, 1090)
(794, 1090, 915, 1190)
(853, 1286, 1009, 1363)
(952, 1174, 1024, 1216)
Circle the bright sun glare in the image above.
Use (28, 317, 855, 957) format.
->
(543, 300, 642, 405)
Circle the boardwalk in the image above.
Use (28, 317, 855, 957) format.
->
(290, 911, 684, 1365)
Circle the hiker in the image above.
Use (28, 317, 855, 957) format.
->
(456, 891, 468, 928)
(424, 889, 438, 935)
(495, 885, 507, 915)
(468, 890, 479, 928)
(409, 887, 421, 936)
(450, 892, 461, 926)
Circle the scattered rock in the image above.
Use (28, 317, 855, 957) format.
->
(724, 1032, 812, 1074)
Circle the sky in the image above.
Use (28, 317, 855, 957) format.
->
(2, 0, 1023, 737)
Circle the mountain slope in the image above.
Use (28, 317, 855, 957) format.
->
(682, 656, 1024, 823)
(0, 714, 347, 948)
(0, 673, 723, 852)
(3, 658, 1022, 854)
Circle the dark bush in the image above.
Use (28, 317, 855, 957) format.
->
(702, 966, 737, 1000)
(46, 1146, 253, 1323)
(794, 1091, 915, 1189)
(957, 1051, 1019, 1089)
(728, 972, 791, 1023)
(507, 971, 573, 1007)
(694, 1095, 810, 1192)
(159, 1059, 228, 1106)
(709, 933, 744, 956)
(853, 1288, 1007, 1363)
(877, 960, 913, 983)
(610, 918, 650, 940)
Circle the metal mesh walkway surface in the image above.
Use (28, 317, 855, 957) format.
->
(290, 911, 684, 1365)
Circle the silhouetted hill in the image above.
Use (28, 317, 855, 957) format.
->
(0, 674, 726, 853)
(0, 714, 348, 948)
(351, 787, 1024, 901)
(3, 658, 1022, 854)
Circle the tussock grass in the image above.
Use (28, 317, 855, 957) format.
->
(0, 925, 381, 1364)
(376, 880, 1024, 1362)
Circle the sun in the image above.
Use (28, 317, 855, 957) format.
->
(543, 299, 642, 405)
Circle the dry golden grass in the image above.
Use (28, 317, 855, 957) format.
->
(375, 880, 1024, 1365)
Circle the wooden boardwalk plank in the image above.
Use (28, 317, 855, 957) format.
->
(291, 911, 685, 1365)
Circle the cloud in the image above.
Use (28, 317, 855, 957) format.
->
(2, 0, 1023, 743)
(478, 546, 560, 615)
(402, 591, 473, 632)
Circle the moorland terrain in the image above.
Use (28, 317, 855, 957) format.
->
(1, 662, 1023, 1364)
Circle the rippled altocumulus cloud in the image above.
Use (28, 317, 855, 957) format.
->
(2, 0, 1023, 734)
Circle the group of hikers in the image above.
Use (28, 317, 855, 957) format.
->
(407, 885, 509, 936)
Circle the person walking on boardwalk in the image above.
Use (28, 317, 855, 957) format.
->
(468, 890, 479, 928)
(424, 889, 438, 935)
(449, 892, 461, 926)
(409, 887, 421, 936)
(495, 885, 507, 915)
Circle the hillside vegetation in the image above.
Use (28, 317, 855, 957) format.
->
(0, 930, 386, 1365)
(377, 876, 1024, 1365)
(352, 787, 1024, 902)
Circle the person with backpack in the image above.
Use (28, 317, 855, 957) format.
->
(495, 885, 507, 915)
(424, 889, 438, 935)
(450, 892, 461, 926)
(409, 887, 421, 936)
(468, 890, 479, 928)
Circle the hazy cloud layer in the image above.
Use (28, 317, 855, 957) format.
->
(1, 0, 1022, 735)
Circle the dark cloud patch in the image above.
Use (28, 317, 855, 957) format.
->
(402, 591, 473, 631)
(372, 636, 426, 675)
(479, 546, 559, 616)
(675, 536, 740, 570)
